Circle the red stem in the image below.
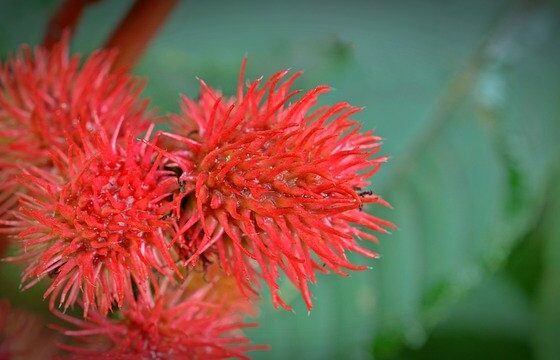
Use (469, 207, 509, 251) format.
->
(43, 0, 100, 49)
(104, 0, 179, 69)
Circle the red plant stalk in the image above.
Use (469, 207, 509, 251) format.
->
(43, 0, 101, 49)
(105, 0, 179, 69)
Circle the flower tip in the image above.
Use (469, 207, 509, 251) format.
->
(195, 76, 210, 89)
(376, 197, 393, 209)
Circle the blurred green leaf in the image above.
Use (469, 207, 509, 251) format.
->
(504, 222, 545, 302)
(534, 172, 560, 360)
(377, 275, 535, 360)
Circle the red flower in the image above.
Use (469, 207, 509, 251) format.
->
(54, 268, 266, 359)
(12, 121, 179, 316)
(0, 299, 59, 359)
(0, 36, 149, 229)
(166, 61, 395, 311)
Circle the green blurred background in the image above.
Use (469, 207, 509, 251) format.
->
(1, 0, 559, 359)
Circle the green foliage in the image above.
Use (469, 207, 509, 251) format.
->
(534, 176, 560, 360)
(1, 0, 559, 359)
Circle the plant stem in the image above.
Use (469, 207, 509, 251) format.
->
(43, 0, 100, 48)
(105, 0, 179, 70)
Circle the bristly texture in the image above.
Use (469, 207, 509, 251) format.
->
(0, 299, 59, 359)
(11, 121, 180, 317)
(54, 269, 266, 359)
(0, 35, 149, 229)
(166, 61, 395, 311)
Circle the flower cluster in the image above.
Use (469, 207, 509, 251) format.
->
(0, 38, 392, 358)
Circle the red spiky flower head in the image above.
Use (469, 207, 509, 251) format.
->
(11, 120, 180, 316)
(0, 35, 149, 227)
(0, 35, 148, 163)
(54, 268, 266, 359)
(166, 61, 395, 311)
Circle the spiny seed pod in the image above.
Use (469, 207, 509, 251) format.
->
(0, 36, 150, 229)
(54, 270, 266, 359)
(11, 121, 179, 316)
(165, 61, 395, 311)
